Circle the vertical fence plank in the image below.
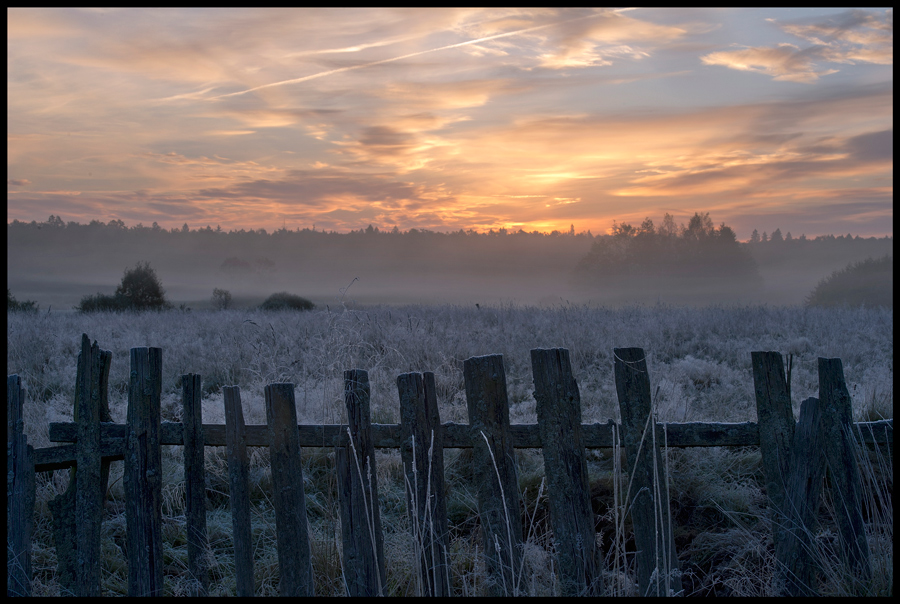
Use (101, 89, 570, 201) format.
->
(7, 375, 35, 597)
(818, 358, 871, 587)
(125, 347, 164, 597)
(182, 374, 209, 597)
(751, 351, 795, 528)
(614, 347, 679, 597)
(464, 354, 523, 596)
(337, 370, 387, 596)
(223, 385, 254, 597)
(49, 336, 110, 596)
(776, 396, 826, 596)
(75, 335, 104, 597)
(265, 383, 314, 596)
(397, 371, 450, 597)
(531, 348, 602, 596)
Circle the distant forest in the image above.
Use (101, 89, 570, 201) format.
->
(6, 215, 893, 308)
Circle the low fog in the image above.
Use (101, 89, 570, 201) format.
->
(7, 219, 893, 311)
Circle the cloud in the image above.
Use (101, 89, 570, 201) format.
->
(844, 129, 892, 163)
(778, 9, 893, 64)
(703, 9, 892, 82)
(8, 178, 32, 186)
(701, 44, 838, 83)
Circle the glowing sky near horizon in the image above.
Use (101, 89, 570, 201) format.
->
(7, 8, 893, 238)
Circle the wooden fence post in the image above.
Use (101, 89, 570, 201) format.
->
(531, 348, 602, 596)
(265, 383, 314, 596)
(337, 369, 387, 596)
(614, 347, 679, 597)
(125, 347, 164, 597)
(818, 358, 871, 587)
(182, 374, 209, 596)
(223, 385, 254, 596)
(48, 335, 111, 596)
(752, 350, 812, 594)
(751, 351, 795, 522)
(75, 335, 105, 597)
(397, 371, 450, 597)
(464, 354, 523, 596)
(775, 396, 826, 596)
(7, 374, 35, 597)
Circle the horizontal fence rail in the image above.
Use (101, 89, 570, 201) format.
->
(8, 334, 894, 598)
(35, 419, 892, 472)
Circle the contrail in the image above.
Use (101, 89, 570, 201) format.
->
(212, 12, 606, 100)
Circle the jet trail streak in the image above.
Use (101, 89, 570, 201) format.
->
(213, 12, 603, 99)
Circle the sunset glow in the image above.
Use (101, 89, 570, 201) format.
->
(7, 8, 893, 238)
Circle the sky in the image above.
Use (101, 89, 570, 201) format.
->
(7, 7, 893, 239)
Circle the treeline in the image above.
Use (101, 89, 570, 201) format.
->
(573, 212, 760, 297)
(8, 215, 892, 307)
(7, 215, 596, 278)
(8, 215, 594, 241)
(10, 214, 890, 249)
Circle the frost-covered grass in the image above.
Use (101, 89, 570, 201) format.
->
(7, 303, 893, 596)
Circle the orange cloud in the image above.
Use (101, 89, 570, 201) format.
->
(702, 44, 838, 83)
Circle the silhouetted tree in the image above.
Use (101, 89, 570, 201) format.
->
(211, 288, 233, 310)
(115, 262, 171, 310)
(574, 213, 760, 295)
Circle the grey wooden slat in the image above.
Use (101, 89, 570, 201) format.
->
(337, 369, 386, 597)
(531, 348, 602, 596)
(125, 347, 164, 597)
(223, 385, 254, 597)
(614, 347, 679, 597)
(397, 371, 450, 597)
(464, 354, 523, 597)
(183, 374, 210, 597)
(7, 374, 35, 597)
(775, 396, 826, 596)
(265, 383, 314, 596)
(819, 358, 871, 586)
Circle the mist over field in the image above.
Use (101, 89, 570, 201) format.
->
(6, 218, 893, 311)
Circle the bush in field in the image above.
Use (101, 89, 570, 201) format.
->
(76, 292, 127, 313)
(259, 291, 314, 311)
(212, 288, 233, 310)
(77, 261, 172, 312)
(806, 255, 892, 308)
(7, 289, 38, 312)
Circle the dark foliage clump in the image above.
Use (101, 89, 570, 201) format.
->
(806, 255, 892, 308)
(76, 292, 128, 313)
(116, 262, 171, 310)
(573, 212, 761, 298)
(8, 289, 39, 312)
(77, 261, 172, 312)
(259, 292, 315, 311)
(212, 288, 233, 310)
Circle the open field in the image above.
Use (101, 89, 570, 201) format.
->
(7, 303, 893, 595)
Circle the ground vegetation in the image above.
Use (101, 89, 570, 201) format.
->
(6, 303, 892, 596)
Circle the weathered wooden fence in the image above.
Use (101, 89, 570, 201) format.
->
(7, 335, 893, 597)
